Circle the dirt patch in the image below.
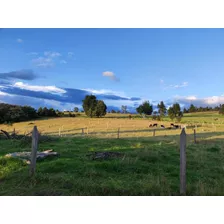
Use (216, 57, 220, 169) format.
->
(87, 151, 124, 160)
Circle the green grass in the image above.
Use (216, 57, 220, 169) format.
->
(1, 135, 224, 196)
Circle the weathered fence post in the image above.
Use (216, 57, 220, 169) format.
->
(194, 129, 196, 144)
(59, 128, 61, 137)
(153, 129, 155, 137)
(117, 128, 120, 139)
(180, 128, 186, 195)
(30, 126, 39, 177)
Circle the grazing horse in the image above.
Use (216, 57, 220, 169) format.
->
(174, 125, 179, 129)
(153, 123, 158, 127)
(170, 123, 174, 126)
(161, 125, 165, 128)
(149, 124, 153, 127)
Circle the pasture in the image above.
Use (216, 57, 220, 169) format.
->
(0, 112, 224, 195)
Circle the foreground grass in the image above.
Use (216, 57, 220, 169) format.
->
(1, 135, 224, 196)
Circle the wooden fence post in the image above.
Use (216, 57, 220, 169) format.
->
(153, 129, 155, 137)
(194, 129, 196, 144)
(59, 128, 61, 137)
(180, 128, 186, 195)
(30, 126, 39, 177)
(117, 128, 120, 139)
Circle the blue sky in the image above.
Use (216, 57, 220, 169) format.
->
(1, 28, 224, 112)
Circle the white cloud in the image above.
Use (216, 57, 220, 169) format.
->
(82, 88, 125, 96)
(17, 38, 23, 43)
(13, 82, 66, 95)
(170, 82, 188, 88)
(185, 96, 197, 101)
(102, 71, 119, 81)
(44, 51, 61, 58)
(160, 79, 164, 84)
(172, 95, 224, 107)
(0, 91, 8, 96)
(60, 60, 67, 64)
(31, 57, 54, 67)
(163, 81, 188, 90)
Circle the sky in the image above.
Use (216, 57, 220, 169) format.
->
(1, 28, 224, 112)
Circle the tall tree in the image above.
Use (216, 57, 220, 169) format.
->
(168, 103, 183, 121)
(189, 104, 197, 113)
(219, 104, 224, 115)
(74, 107, 79, 113)
(94, 100, 107, 117)
(37, 107, 43, 116)
(136, 101, 153, 115)
(183, 108, 188, 113)
(157, 101, 167, 117)
(82, 95, 107, 118)
(82, 95, 98, 118)
(121, 105, 127, 114)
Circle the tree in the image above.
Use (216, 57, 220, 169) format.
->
(74, 107, 79, 113)
(48, 108, 56, 116)
(82, 95, 107, 118)
(219, 104, 224, 115)
(0, 103, 37, 123)
(111, 109, 116, 113)
(121, 105, 127, 114)
(136, 101, 153, 115)
(42, 107, 49, 116)
(82, 95, 98, 118)
(94, 100, 107, 117)
(183, 108, 188, 113)
(37, 107, 43, 116)
(189, 104, 197, 113)
(157, 101, 167, 118)
(136, 105, 144, 114)
(21, 106, 37, 119)
(168, 103, 183, 121)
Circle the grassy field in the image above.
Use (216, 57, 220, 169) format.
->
(0, 112, 224, 195)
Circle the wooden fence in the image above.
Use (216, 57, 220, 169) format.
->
(28, 125, 190, 194)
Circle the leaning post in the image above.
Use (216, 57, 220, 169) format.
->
(30, 126, 39, 177)
(180, 128, 187, 195)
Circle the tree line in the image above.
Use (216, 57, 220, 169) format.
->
(1, 95, 224, 124)
(183, 103, 224, 114)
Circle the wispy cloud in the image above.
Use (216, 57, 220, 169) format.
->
(160, 80, 188, 90)
(82, 88, 124, 96)
(31, 57, 54, 68)
(102, 71, 120, 82)
(13, 82, 66, 95)
(0, 70, 38, 80)
(60, 60, 67, 64)
(44, 51, 61, 58)
(170, 81, 188, 89)
(17, 38, 23, 43)
(31, 51, 63, 68)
